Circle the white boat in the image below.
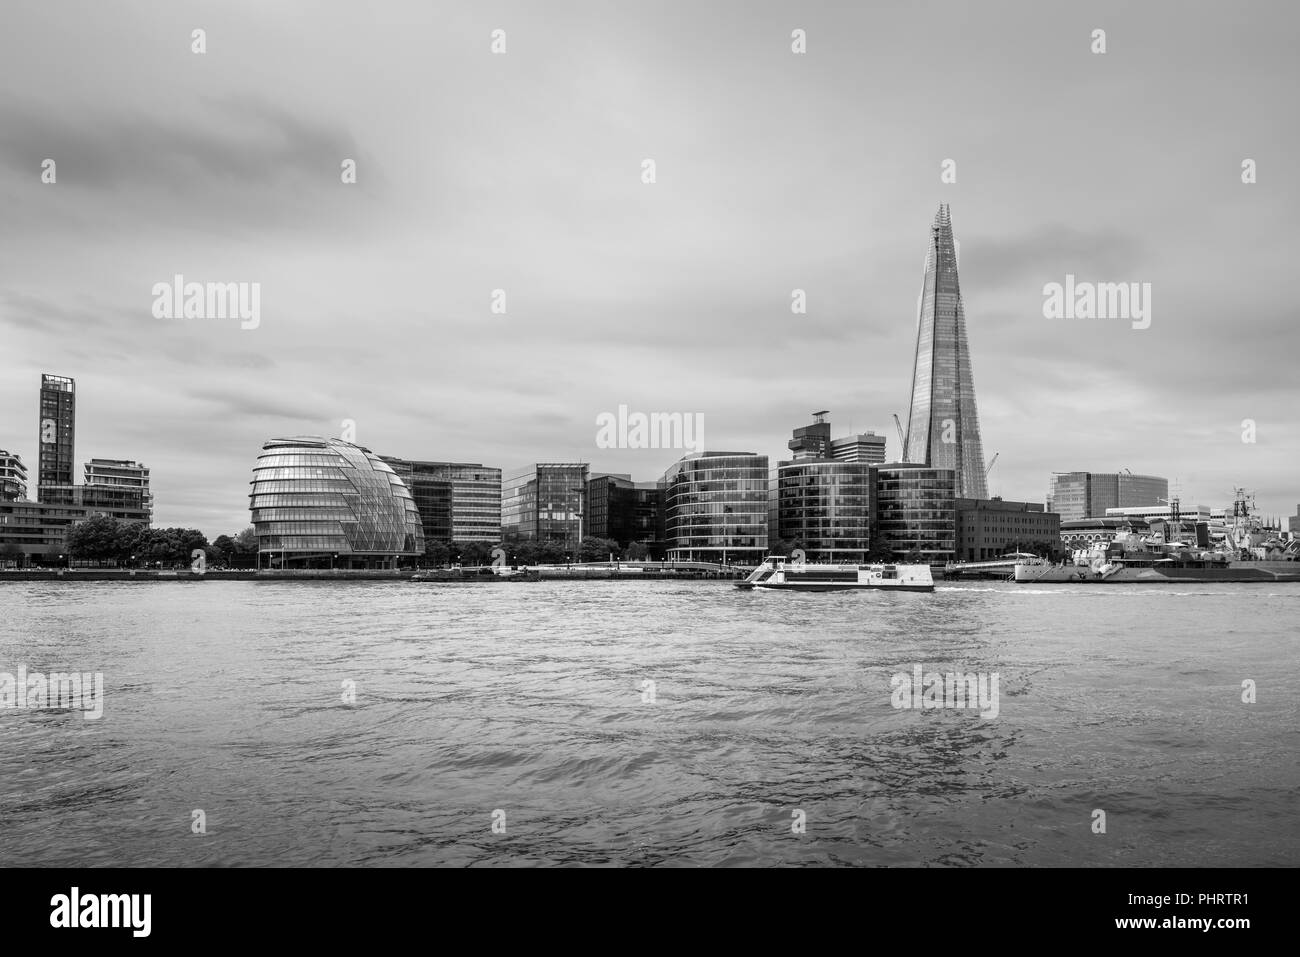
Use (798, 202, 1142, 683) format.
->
(736, 557, 934, 592)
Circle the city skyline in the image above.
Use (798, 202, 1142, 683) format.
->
(2, 2, 1296, 533)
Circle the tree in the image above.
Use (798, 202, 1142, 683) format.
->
(233, 526, 258, 554)
(424, 540, 451, 567)
(578, 536, 620, 562)
(537, 540, 566, 564)
(459, 542, 494, 567)
(65, 515, 122, 562)
(623, 541, 649, 561)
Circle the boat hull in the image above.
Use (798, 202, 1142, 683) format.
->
(738, 581, 934, 592)
(1014, 561, 1300, 583)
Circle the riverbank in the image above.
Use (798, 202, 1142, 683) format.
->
(0, 565, 748, 582)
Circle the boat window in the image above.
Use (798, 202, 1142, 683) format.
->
(882, 569, 897, 579)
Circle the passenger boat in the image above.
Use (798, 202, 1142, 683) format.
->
(736, 557, 934, 592)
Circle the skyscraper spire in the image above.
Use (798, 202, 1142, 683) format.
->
(903, 205, 988, 498)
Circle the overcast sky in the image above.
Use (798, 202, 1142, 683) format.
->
(1, 0, 1296, 535)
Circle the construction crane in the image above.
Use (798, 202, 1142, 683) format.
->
(985, 452, 999, 476)
(891, 414, 906, 458)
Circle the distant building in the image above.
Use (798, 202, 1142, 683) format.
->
(0, 450, 27, 502)
(501, 464, 589, 548)
(661, 452, 768, 564)
(772, 413, 873, 562)
(37, 374, 76, 497)
(956, 497, 1060, 561)
(383, 458, 502, 545)
(0, 500, 131, 562)
(1047, 471, 1168, 522)
(83, 459, 152, 521)
(787, 411, 831, 460)
(902, 205, 989, 498)
(249, 437, 424, 568)
(1105, 504, 1210, 523)
(1059, 517, 1149, 550)
(871, 463, 956, 562)
(829, 432, 887, 465)
(1290, 506, 1300, 537)
(585, 474, 663, 554)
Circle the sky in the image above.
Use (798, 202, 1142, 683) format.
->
(1, 0, 1297, 535)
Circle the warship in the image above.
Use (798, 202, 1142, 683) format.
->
(1014, 489, 1300, 583)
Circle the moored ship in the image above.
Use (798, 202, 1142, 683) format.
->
(736, 557, 934, 592)
(1015, 489, 1300, 583)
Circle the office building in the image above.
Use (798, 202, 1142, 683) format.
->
(771, 414, 873, 561)
(501, 463, 589, 548)
(249, 437, 424, 568)
(585, 474, 663, 553)
(383, 458, 502, 545)
(902, 206, 988, 498)
(829, 432, 887, 465)
(1047, 472, 1169, 522)
(955, 497, 1060, 561)
(661, 452, 768, 564)
(871, 463, 956, 562)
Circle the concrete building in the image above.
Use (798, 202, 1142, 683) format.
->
(0, 450, 27, 502)
(955, 497, 1060, 561)
(829, 432, 887, 465)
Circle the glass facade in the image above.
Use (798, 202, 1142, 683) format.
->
(872, 464, 956, 562)
(586, 474, 663, 552)
(903, 206, 988, 499)
(662, 452, 768, 564)
(1047, 472, 1169, 522)
(37, 374, 76, 497)
(249, 437, 424, 567)
(776, 461, 873, 561)
(382, 460, 502, 545)
(501, 464, 588, 547)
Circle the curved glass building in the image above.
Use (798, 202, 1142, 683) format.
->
(661, 452, 768, 564)
(776, 461, 874, 562)
(249, 437, 424, 568)
(872, 464, 956, 562)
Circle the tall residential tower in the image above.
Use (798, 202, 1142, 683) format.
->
(902, 206, 988, 499)
(37, 373, 76, 498)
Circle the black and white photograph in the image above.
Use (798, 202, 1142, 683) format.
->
(0, 0, 1293, 937)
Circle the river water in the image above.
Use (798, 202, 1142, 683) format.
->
(0, 580, 1296, 866)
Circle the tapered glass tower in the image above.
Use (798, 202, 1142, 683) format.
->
(903, 205, 987, 499)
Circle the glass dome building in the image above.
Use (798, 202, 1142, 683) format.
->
(249, 437, 424, 568)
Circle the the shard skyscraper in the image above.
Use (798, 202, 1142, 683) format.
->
(903, 204, 988, 499)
